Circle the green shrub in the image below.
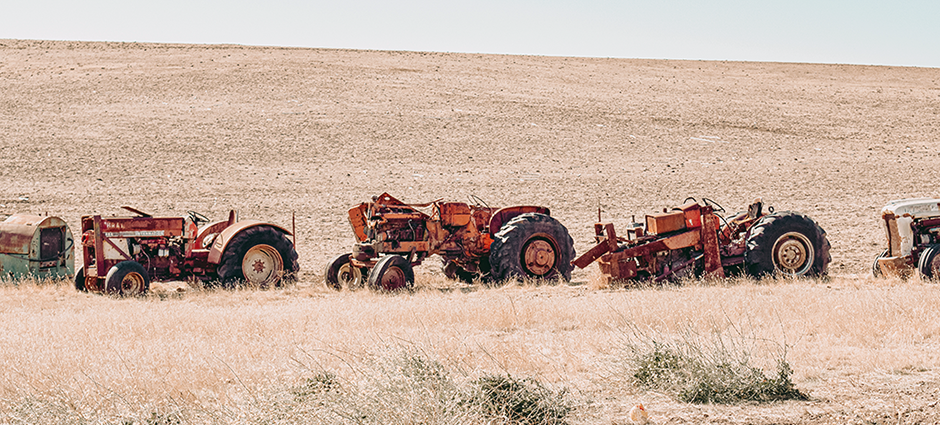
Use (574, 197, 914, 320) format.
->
(291, 371, 342, 401)
(630, 335, 807, 404)
(467, 374, 571, 425)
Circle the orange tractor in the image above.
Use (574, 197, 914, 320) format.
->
(573, 198, 830, 285)
(76, 206, 299, 296)
(325, 193, 575, 291)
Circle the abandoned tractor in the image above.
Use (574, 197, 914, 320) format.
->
(873, 197, 940, 278)
(573, 198, 830, 285)
(325, 193, 575, 291)
(0, 214, 74, 280)
(76, 206, 299, 296)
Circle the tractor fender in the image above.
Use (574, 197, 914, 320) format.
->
(207, 220, 293, 264)
(488, 206, 550, 235)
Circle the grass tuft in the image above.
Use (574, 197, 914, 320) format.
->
(467, 374, 571, 425)
(629, 333, 807, 404)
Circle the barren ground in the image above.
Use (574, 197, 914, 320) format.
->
(1, 39, 940, 423)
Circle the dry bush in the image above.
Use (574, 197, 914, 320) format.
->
(627, 325, 807, 404)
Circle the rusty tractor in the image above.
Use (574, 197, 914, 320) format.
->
(873, 197, 940, 278)
(76, 206, 299, 296)
(573, 198, 830, 285)
(0, 214, 74, 280)
(325, 193, 575, 291)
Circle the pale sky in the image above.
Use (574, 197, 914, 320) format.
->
(2, 0, 938, 68)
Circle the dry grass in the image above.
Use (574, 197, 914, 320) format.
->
(1, 275, 940, 423)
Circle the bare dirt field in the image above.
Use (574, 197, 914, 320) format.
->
(1, 39, 940, 423)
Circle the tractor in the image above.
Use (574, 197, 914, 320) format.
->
(76, 206, 299, 296)
(873, 197, 940, 278)
(0, 214, 74, 280)
(573, 197, 830, 285)
(325, 193, 575, 291)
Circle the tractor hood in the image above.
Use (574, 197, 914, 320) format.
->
(882, 198, 940, 219)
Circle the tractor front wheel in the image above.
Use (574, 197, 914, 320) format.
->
(367, 255, 414, 292)
(324, 253, 366, 290)
(218, 226, 299, 288)
(489, 213, 575, 284)
(744, 212, 830, 278)
(74, 267, 87, 292)
(105, 261, 150, 296)
(917, 245, 940, 279)
(872, 248, 889, 278)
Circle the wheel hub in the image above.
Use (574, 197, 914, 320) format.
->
(523, 238, 556, 276)
(773, 232, 814, 276)
(338, 263, 363, 288)
(380, 266, 408, 291)
(122, 272, 145, 295)
(242, 244, 284, 287)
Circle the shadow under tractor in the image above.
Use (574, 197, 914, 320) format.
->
(76, 206, 299, 296)
(573, 198, 830, 285)
(325, 193, 575, 291)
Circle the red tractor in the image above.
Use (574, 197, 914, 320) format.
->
(573, 198, 830, 285)
(325, 193, 575, 291)
(76, 206, 299, 296)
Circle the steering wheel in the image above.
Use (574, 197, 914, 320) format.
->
(187, 210, 211, 225)
(469, 194, 489, 208)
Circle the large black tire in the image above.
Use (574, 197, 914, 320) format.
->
(74, 267, 87, 292)
(105, 261, 150, 296)
(872, 248, 889, 278)
(324, 253, 366, 290)
(367, 255, 414, 292)
(917, 245, 940, 279)
(489, 213, 576, 283)
(218, 226, 299, 288)
(744, 212, 830, 278)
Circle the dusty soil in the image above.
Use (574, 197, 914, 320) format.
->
(3, 38, 939, 278)
(1, 39, 940, 423)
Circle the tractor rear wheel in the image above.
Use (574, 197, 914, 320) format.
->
(489, 213, 575, 283)
(324, 253, 366, 290)
(744, 212, 830, 278)
(218, 226, 299, 288)
(917, 245, 940, 279)
(105, 261, 150, 296)
(367, 255, 414, 292)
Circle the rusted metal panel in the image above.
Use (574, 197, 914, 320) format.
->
(99, 217, 184, 238)
(572, 223, 619, 269)
(348, 205, 369, 242)
(0, 223, 34, 255)
(94, 215, 106, 278)
(645, 211, 687, 235)
(375, 240, 429, 255)
(701, 212, 725, 278)
(878, 255, 911, 277)
(661, 229, 700, 250)
(441, 203, 472, 227)
(678, 202, 703, 228)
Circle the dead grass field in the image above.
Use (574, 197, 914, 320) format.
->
(2, 39, 940, 423)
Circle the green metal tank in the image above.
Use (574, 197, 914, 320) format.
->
(0, 214, 74, 280)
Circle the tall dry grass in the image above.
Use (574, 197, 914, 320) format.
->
(1, 274, 939, 423)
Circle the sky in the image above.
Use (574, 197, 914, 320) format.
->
(2, 0, 938, 68)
